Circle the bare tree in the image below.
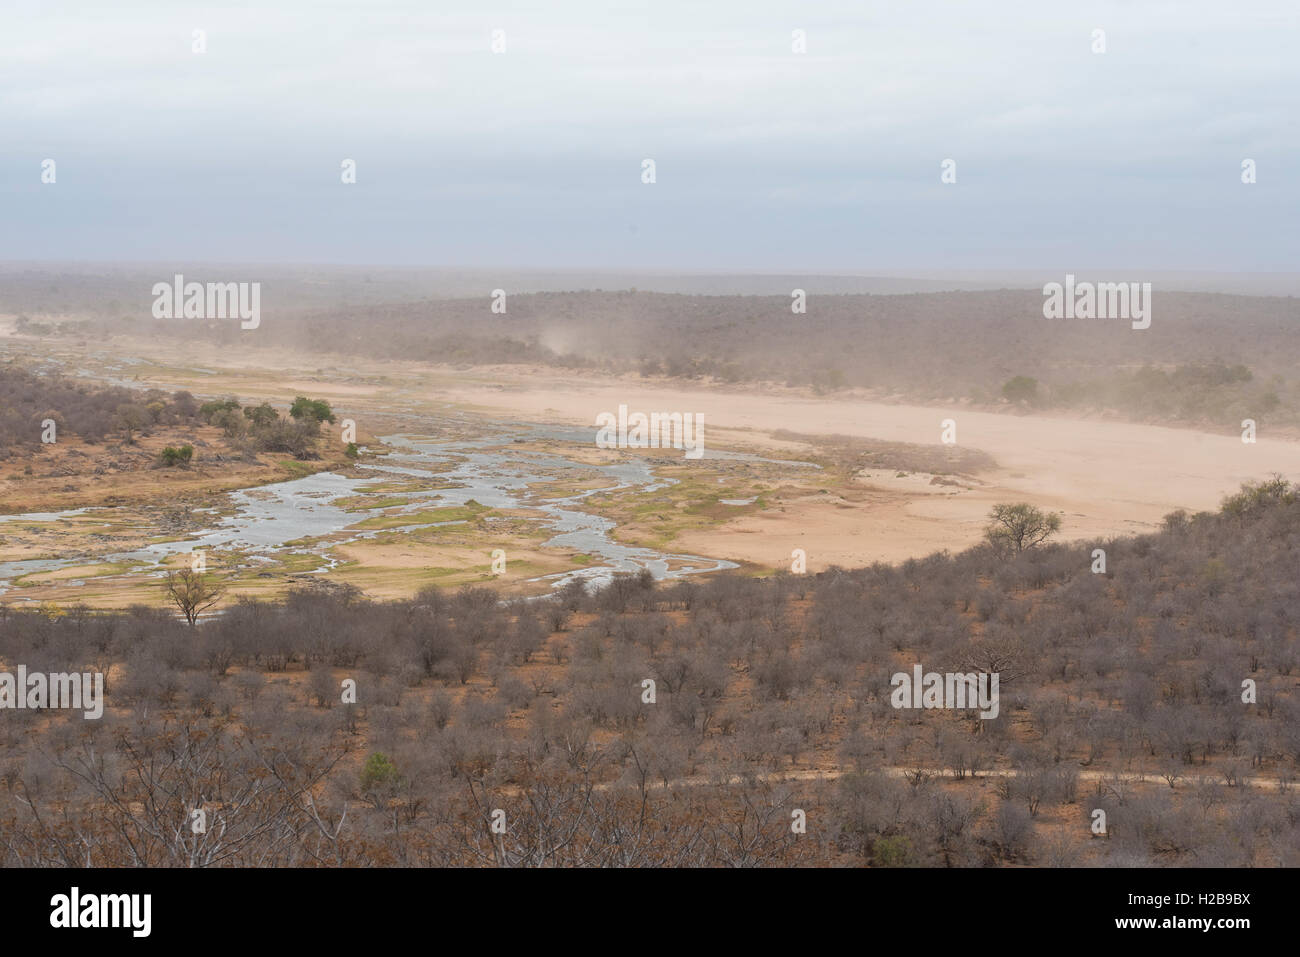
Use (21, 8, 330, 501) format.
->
(165, 569, 224, 626)
(984, 503, 1062, 558)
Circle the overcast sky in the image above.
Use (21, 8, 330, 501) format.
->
(3, 1, 1296, 272)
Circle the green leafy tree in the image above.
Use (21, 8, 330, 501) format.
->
(198, 398, 241, 423)
(289, 396, 336, 425)
(873, 836, 913, 867)
(158, 444, 194, 467)
(1001, 376, 1039, 404)
(360, 752, 402, 807)
(1220, 476, 1295, 520)
(243, 402, 280, 426)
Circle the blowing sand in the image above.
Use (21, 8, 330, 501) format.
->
(439, 370, 1300, 570)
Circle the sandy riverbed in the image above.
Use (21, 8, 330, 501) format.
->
(9, 326, 1299, 576)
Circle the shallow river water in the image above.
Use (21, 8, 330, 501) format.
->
(0, 419, 814, 598)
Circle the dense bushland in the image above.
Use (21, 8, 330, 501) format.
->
(0, 363, 201, 450)
(0, 479, 1297, 866)
(198, 394, 336, 460)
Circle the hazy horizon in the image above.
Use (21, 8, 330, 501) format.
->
(4, 261, 1300, 300)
